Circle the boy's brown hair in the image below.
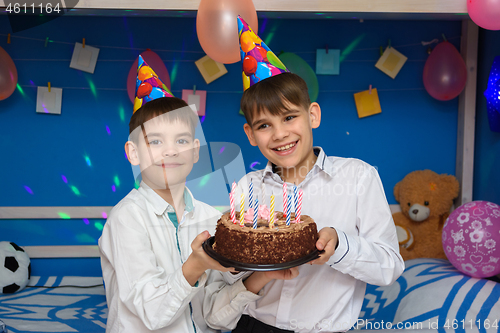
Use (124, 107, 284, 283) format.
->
(240, 72, 311, 125)
(129, 97, 198, 142)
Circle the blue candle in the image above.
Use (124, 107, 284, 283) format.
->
(286, 194, 292, 226)
(253, 197, 259, 229)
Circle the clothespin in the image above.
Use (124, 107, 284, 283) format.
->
(379, 46, 383, 56)
(442, 33, 447, 42)
(326, 44, 328, 54)
(82, 38, 85, 48)
(369, 84, 372, 94)
(7, 34, 11, 44)
(388, 39, 391, 49)
(44, 37, 49, 47)
(48, 82, 51, 92)
(193, 85, 196, 94)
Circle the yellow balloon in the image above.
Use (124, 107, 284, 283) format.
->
(138, 66, 154, 81)
(242, 72, 250, 91)
(133, 97, 143, 114)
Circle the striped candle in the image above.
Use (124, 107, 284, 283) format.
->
(296, 189, 303, 223)
(253, 197, 259, 229)
(293, 185, 298, 220)
(261, 182, 266, 206)
(269, 194, 275, 228)
(283, 183, 287, 218)
(230, 182, 237, 223)
(239, 193, 245, 227)
(249, 181, 254, 213)
(230, 193, 236, 223)
(286, 194, 292, 226)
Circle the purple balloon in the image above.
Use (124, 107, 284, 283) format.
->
(442, 201, 500, 278)
(423, 41, 467, 101)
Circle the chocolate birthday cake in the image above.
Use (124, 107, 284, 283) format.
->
(213, 207, 318, 265)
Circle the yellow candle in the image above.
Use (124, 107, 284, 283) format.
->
(270, 194, 275, 229)
(240, 193, 245, 227)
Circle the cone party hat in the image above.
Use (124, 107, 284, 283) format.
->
(238, 15, 289, 91)
(133, 55, 174, 113)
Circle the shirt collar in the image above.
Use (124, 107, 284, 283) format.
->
(262, 147, 335, 182)
(138, 181, 195, 216)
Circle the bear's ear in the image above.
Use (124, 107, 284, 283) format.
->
(438, 174, 460, 200)
(394, 181, 401, 203)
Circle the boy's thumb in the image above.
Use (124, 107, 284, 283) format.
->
(192, 230, 210, 249)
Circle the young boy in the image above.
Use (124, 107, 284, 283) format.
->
(99, 57, 233, 333)
(202, 17, 404, 333)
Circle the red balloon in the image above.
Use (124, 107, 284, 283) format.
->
(136, 82, 153, 99)
(243, 56, 258, 76)
(468, 0, 500, 30)
(197, 0, 258, 64)
(127, 49, 171, 103)
(423, 42, 467, 101)
(0, 46, 18, 101)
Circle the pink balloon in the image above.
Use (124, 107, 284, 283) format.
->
(197, 0, 258, 64)
(127, 50, 171, 104)
(423, 42, 467, 101)
(0, 46, 18, 101)
(468, 0, 500, 30)
(442, 201, 500, 278)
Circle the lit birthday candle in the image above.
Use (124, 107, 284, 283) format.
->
(293, 184, 298, 221)
(270, 193, 275, 229)
(230, 182, 236, 224)
(286, 194, 292, 226)
(253, 196, 259, 229)
(296, 189, 303, 223)
(239, 193, 245, 227)
(283, 182, 287, 218)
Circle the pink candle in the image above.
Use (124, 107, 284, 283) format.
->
(230, 182, 237, 223)
(296, 189, 303, 223)
(283, 182, 287, 218)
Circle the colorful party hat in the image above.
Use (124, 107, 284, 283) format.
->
(133, 55, 174, 114)
(237, 15, 289, 91)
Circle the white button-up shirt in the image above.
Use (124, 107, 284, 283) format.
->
(204, 147, 404, 333)
(99, 182, 222, 333)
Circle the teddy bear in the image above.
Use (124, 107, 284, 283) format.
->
(393, 170, 459, 260)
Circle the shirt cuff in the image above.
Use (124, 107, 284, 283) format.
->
(175, 269, 207, 299)
(327, 229, 351, 266)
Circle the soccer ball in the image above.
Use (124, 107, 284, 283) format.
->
(0, 241, 31, 293)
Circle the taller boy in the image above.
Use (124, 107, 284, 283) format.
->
(204, 16, 404, 333)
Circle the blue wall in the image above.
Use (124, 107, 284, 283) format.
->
(474, 28, 500, 205)
(0, 14, 478, 276)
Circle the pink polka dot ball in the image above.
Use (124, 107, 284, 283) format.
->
(442, 201, 500, 278)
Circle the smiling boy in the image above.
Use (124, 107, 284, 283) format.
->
(202, 17, 404, 333)
(99, 57, 233, 333)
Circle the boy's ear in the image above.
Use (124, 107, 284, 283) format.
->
(243, 123, 258, 146)
(309, 102, 321, 129)
(193, 139, 201, 163)
(125, 141, 140, 166)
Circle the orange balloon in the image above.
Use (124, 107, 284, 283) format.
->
(0, 46, 18, 101)
(138, 66, 155, 81)
(240, 31, 257, 53)
(197, 0, 258, 64)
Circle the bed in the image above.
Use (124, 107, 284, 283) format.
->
(1, 258, 499, 333)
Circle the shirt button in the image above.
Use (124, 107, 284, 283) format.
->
(283, 291, 292, 298)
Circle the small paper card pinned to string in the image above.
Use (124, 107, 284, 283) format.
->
(70, 42, 100, 74)
(316, 49, 340, 75)
(375, 47, 407, 79)
(182, 89, 207, 116)
(353, 87, 382, 118)
(36, 85, 62, 115)
(195, 55, 227, 84)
